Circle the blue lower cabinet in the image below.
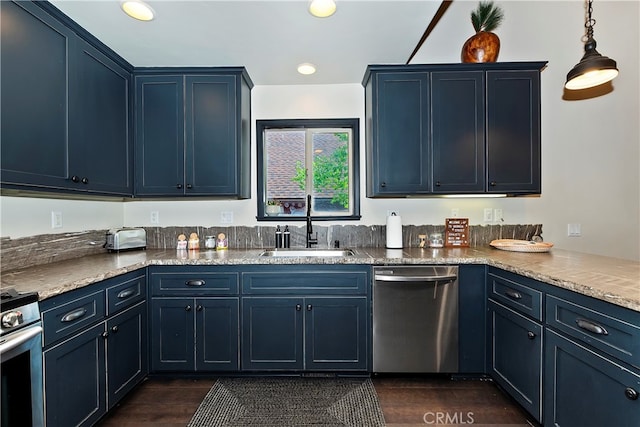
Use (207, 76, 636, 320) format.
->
(544, 329, 640, 427)
(305, 297, 368, 371)
(241, 296, 368, 372)
(44, 323, 107, 427)
(241, 297, 304, 371)
(488, 299, 543, 422)
(106, 302, 148, 408)
(150, 297, 239, 372)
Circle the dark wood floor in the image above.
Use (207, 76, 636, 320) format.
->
(97, 375, 537, 427)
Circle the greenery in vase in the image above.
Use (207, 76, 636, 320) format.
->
(471, 1, 504, 33)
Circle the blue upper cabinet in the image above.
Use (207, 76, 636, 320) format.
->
(134, 69, 252, 198)
(1, 1, 133, 196)
(363, 62, 546, 197)
(1, 1, 74, 190)
(365, 71, 431, 196)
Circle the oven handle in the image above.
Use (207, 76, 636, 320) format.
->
(374, 274, 457, 283)
(0, 325, 42, 355)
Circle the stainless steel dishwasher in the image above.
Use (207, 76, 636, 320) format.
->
(373, 265, 459, 373)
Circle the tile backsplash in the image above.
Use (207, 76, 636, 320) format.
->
(1, 224, 542, 272)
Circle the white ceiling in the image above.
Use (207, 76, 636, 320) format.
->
(49, 0, 442, 85)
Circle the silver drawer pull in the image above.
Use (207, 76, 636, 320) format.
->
(625, 387, 639, 400)
(576, 318, 608, 335)
(504, 289, 522, 300)
(61, 308, 87, 323)
(117, 289, 136, 299)
(185, 279, 206, 287)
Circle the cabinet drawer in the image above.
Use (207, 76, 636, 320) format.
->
(242, 266, 368, 295)
(42, 291, 106, 347)
(150, 271, 239, 296)
(106, 274, 146, 315)
(488, 271, 542, 321)
(546, 295, 640, 368)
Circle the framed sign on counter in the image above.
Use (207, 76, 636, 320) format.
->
(445, 218, 469, 247)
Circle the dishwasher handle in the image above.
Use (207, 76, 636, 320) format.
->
(374, 274, 457, 283)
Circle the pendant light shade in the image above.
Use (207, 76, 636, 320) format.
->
(565, 0, 618, 90)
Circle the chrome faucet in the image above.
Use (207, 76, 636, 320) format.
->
(306, 194, 318, 248)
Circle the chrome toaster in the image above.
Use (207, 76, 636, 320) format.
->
(104, 228, 146, 252)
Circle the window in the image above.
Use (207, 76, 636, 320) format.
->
(257, 118, 360, 221)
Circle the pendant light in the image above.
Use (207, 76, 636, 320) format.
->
(565, 0, 618, 90)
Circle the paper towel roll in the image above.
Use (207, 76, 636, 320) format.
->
(386, 213, 403, 249)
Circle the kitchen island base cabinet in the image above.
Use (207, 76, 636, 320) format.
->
(544, 329, 640, 427)
(150, 298, 240, 372)
(242, 297, 367, 371)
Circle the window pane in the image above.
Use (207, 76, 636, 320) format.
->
(311, 130, 350, 215)
(265, 129, 307, 215)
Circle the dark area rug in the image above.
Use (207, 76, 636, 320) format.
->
(187, 376, 386, 426)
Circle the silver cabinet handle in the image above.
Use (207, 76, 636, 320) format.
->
(625, 387, 639, 400)
(185, 280, 205, 287)
(111, 325, 119, 333)
(117, 288, 136, 299)
(576, 318, 608, 335)
(504, 289, 522, 300)
(61, 308, 87, 323)
(307, 304, 312, 311)
(295, 304, 302, 311)
(527, 331, 536, 340)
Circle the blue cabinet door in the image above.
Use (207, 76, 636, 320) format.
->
(486, 70, 541, 194)
(544, 329, 640, 427)
(305, 297, 368, 371)
(106, 301, 148, 409)
(366, 71, 431, 196)
(134, 75, 185, 195)
(69, 40, 132, 195)
(196, 298, 240, 371)
(241, 297, 304, 371)
(458, 265, 486, 373)
(185, 75, 238, 196)
(150, 298, 195, 371)
(44, 323, 106, 427)
(431, 71, 485, 193)
(1, 1, 74, 190)
(488, 299, 543, 422)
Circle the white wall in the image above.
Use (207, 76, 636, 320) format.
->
(1, 1, 638, 261)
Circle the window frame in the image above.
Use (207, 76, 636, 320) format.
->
(256, 118, 361, 221)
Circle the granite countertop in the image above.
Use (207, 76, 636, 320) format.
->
(1, 246, 638, 312)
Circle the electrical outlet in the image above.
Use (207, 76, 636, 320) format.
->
(51, 211, 63, 229)
(451, 208, 459, 218)
(567, 223, 582, 237)
(150, 211, 159, 224)
(494, 209, 503, 223)
(483, 208, 493, 222)
(221, 211, 234, 224)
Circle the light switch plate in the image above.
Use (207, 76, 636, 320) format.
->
(567, 223, 582, 237)
(51, 211, 63, 229)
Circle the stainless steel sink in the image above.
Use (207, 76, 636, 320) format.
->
(259, 248, 355, 257)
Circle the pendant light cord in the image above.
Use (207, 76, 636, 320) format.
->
(584, 0, 596, 41)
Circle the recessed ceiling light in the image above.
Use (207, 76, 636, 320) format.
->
(297, 63, 317, 75)
(309, 0, 336, 18)
(121, 0, 155, 21)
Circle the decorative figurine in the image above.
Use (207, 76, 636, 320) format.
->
(177, 234, 188, 250)
(216, 232, 228, 250)
(188, 232, 200, 250)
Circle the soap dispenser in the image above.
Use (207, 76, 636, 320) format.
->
(275, 225, 283, 248)
(283, 225, 291, 248)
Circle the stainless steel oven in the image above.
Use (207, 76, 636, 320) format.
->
(0, 289, 44, 427)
